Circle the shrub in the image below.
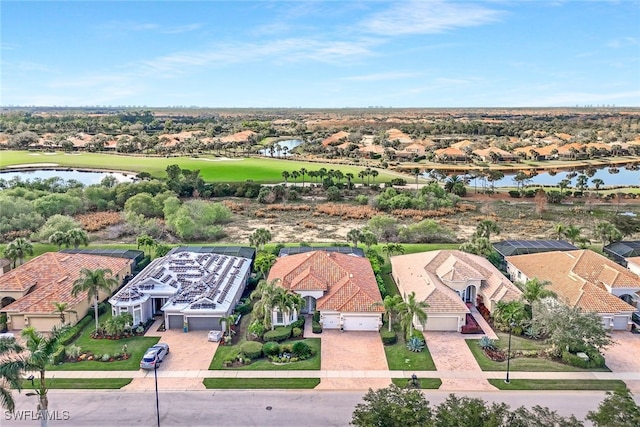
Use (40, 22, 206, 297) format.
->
(508, 190, 521, 198)
(248, 320, 266, 340)
(101, 354, 111, 362)
(479, 336, 497, 351)
(406, 337, 425, 352)
(53, 346, 66, 364)
(312, 321, 322, 334)
(380, 329, 397, 345)
(292, 327, 303, 338)
(290, 318, 305, 330)
(561, 350, 606, 369)
(66, 344, 82, 359)
(262, 341, 281, 357)
(263, 326, 292, 342)
(240, 341, 263, 359)
(355, 195, 369, 205)
(292, 341, 312, 358)
(313, 311, 320, 322)
(390, 178, 407, 186)
(235, 302, 252, 316)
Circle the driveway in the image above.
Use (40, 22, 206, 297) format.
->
(604, 331, 640, 392)
(123, 318, 218, 391)
(315, 330, 390, 390)
(425, 332, 496, 391)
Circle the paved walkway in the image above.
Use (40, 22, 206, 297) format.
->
(425, 331, 497, 391)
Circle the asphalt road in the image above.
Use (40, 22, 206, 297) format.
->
(3, 389, 625, 427)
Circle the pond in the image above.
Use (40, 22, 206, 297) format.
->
(258, 139, 303, 157)
(0, 169, 136, 186)
(489, 166, 640, 188)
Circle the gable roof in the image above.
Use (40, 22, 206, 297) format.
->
(267, 251, 383, 313)
(1, 253, 130, 314)
(391, 250, 521, 314)
(506, 250, 637, 314)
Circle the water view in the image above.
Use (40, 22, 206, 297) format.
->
(258, 139, 303, 157)
(0, 169, 136, 186)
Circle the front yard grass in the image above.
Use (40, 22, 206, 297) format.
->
(391, 378, 442, 389)
(49, 312, 160, 371)
(488, 379, 626, 391)
(466, 339, 610, 372)
(22, 378, 132, 389)
(203, 378, 320, 389)
(384, 334, 436, 371)
(209, 338, 321, 370)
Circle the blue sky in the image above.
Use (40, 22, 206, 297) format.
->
(2, 1, 639, 108)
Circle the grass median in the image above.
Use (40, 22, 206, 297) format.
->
(391, 378, 442, 389)
(488, 379, 626, 391)
(22, 378, 132, 389)
(203, 378, 320, 389)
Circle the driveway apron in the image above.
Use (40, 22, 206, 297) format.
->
(604, 331, 640, 392)
(425, 331, 497, 391)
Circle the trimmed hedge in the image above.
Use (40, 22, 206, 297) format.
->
(240, 341, 263, 359)
(312, 321, 322, 334)
(52, 346, 66, 365)
(562, 350, 606, 369)
(235, 302, 252, 316)
(263, 326, 292, 343)
(380, 329, 397, 345)
(313, 311, 320, 322)
(60, 315, 94, 346)
(290, 318, 305, 330)
(262, 341, 280, 357)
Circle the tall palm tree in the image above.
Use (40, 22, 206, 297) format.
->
(250, 279, 281, 330)
(249, 228, 272, 251)
(347, 228, 363, 248)
(136, 234, 156, 257)
(0, 337, 23, 413)
(591, 178, 604, 197)
(374, 294, 404, 332)
(71, 268, 118, 332)
(65, 228, 88, 249)
(48, 231, 68, 250)
(474, 220, 500, 240)
(281, 170, 290, 184)
(493, 300, 527, 331)
(345, 172, 354, 188)
(254, 253, 276, 279)
(299, 168, 307, 188)
(382, 243, 405, 260)
(551, 223, 566, 240)
(399, 292, 429, 337)
(563, 224, 583, 245)
(594, 221, 623, 249)
(520, 278, 556, 320)
(5, 238, 33, 266)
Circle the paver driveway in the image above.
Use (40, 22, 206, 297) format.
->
(123, 319, 218, 391)
(604, 331, 640, 392)
(315, 330, 390, 390)
(425, 332, 496, 391)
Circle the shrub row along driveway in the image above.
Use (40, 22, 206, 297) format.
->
(123, 319, 218, 391)
(314, 330, 390, 390)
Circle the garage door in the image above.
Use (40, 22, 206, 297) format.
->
(188, 317, 219, 331)
(425, 316, 459, 331)
(342, 316, 380, 331)
(612, 316, 629, 330)
(167, 315, 183, 329)
(322, 313, 340, 329)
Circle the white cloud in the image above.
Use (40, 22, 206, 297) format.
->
(360, 0, 504, 36)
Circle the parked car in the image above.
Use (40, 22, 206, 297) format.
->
(140, 343, 170, 370)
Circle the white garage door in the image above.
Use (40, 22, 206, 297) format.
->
(322, 313, 340, 329)
(612, 315, 629, 330)
(425, 316, 459, 332)
(342, 316, 380, 331)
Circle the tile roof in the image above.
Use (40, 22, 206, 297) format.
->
(391, 250, 521, 314)
(268, 251, 383, 313)
(506, 250, 637, 314)
(1, 253, 130, 314)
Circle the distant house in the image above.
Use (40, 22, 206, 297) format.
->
(434, 147, 467, 163)
(391, 250, 522, 332)
(505, 250, 639, 330)
(471, 147, 519, 163)
(604, 241, 640, 267)
(267, 251, 384, 331)
(493, 240, 578, 269)
(109, 248, 254, 331)
(0, 253, 132, 332)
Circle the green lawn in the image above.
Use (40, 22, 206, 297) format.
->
(488, 379, 626, 391)
(0, 150, 398, 183)
(384, 334, 436, 371)
(49, 312, 160, 371)
(22, 378, 132, 389)
(493, 332, 548, 352)
(203, 378, 320, 389)
(466, 340, 610, 372)
(391, 378, 442, 389)
(209, 338, 321, 371)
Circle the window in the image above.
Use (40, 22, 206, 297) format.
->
(276, 311, 284, 324)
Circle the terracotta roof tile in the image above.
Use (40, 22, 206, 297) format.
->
(268, 251, 383, 313)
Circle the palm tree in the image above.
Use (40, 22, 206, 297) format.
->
(374, 294, 403, 332)
(592, 178, 604, 197)
(5, 238, 33, 266)
(249, 228, 272, 251)
(290, 170, 300, 185)
(493, 300, 527, 331)
(551, 223, 566, 240)
(254, 253, 276, 279)
(520, 278, 556, 320)
(0, 326, 70, 426)
(52, 302, 77, 325)
(370, 169, 379, 183)
(382, 243, 405, 260)
(563, 224, 583, 245)
(444, 175, 462, 193)
(345, 172, 354, 189)
(65, 228, 88, 249)
(281, 171, 290, 184)
(299, 168, 307, 188)
(0, 337, 23, 413)
(361, 230, 378, 249)
(594, 221, 622, 249)
(347, 228, 363, 248)
(48, 231, 68, 250)
(220, 314, 238, 338)
(474, 220, 500, 240)
(71, 268, 118, 332)
(399, 291, 429, 338)
(250, 279, 281, 330)
(136, 234, 156, 257)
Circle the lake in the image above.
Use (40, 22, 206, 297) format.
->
(258, 139, 303, 157)
(489, 166, 640, 188)
(0, 169, 136, 186)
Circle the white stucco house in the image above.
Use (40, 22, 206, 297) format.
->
(109, 249, 252, 331)
(505, 249, 638, 330)
(267, 250, 384, 331)
(391, 250, 522, 332)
